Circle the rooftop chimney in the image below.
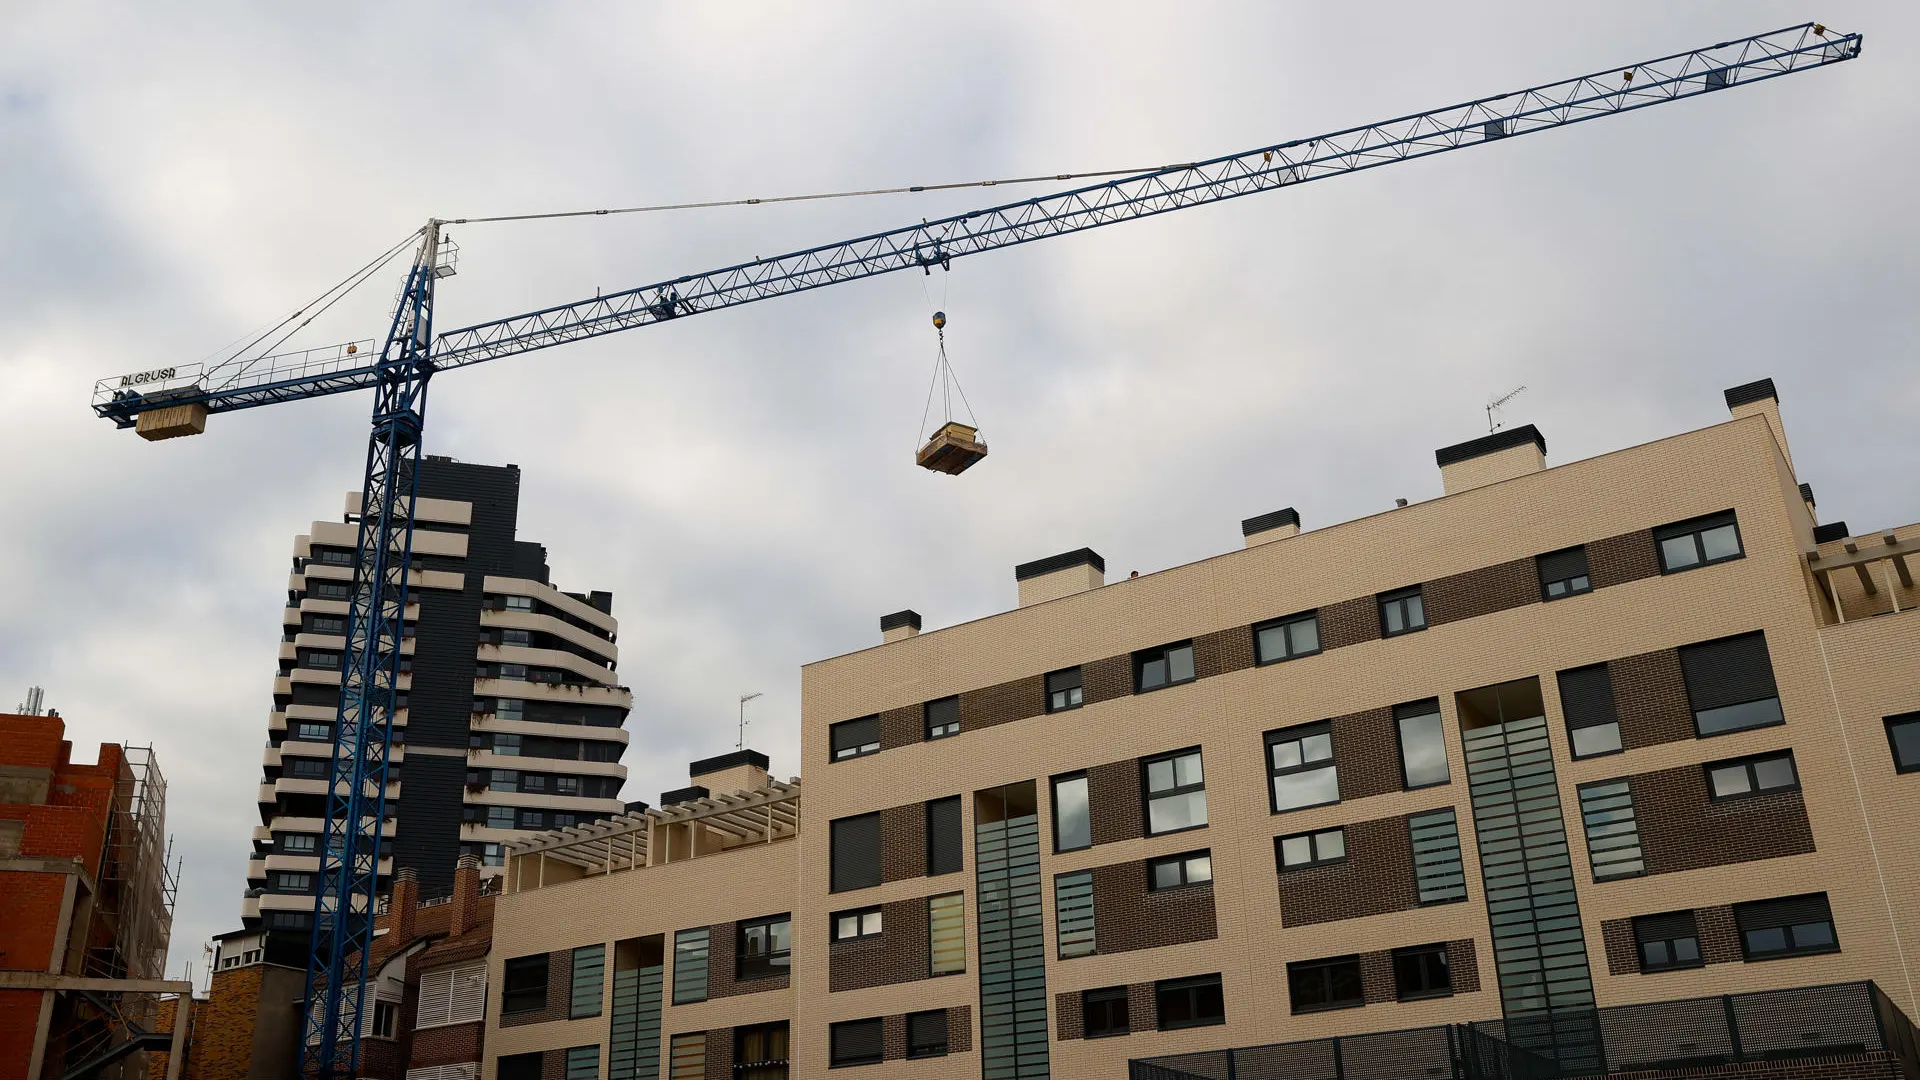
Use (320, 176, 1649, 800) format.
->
(1241, 508, 1300, 548)
(1436, 425, 1546, 495)
(1015, 548, 1105, 607)
(450, 855, 482, 937)
(1798, 482, 1818, 525)
(880, 609, 921, 644)
(389, 868, 418, 946)
(687, 748, 771, 796)
(1725, 378, 1794, 473)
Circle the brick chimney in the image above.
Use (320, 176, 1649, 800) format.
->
(389, 868, 418, 946)
(880, 609, 921, 644)
(1015, 548, 1105, 607)
(1436, 425, 1546, 495)
(451, 855, 482, 936)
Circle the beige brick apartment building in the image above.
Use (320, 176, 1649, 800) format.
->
(476, 379, 1920, 1079)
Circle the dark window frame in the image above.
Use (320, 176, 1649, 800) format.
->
(924, 695, 960, 740)
(1680, 631, 1784, 738)
(1266, 722, 1339, 814)
(831, 905, 884, 943)
(501, 953, 550, 1015)
(1134, 640, 1197, 693)
(1154, 974, 1226, 1031)
(1734, 894, 1839, 962)
(905, 1009, 949, 1059)
(498, 1053, 543, 1080)
(925, 795, 964, 875)
(1655, 510, 1745, 574)
(1378, 586, 1427, 637)
(1885, 712, 1920, 774)
(1558, 663, 1624, 759)
(1391, 943, 1454, 1001)
(1705, 750, 1800, 802)
(1287, 955, 1365, 1014)
(1393, 700, 1450, 791)
(735, 913, 792, 981)
(1275, 827, 1346, 871)
(1147, 849, 1213, 892)
(1633, 911, 1704, 973)
(1253, 611, 1322, 665)
(829, 1017, 886, 1068)
(1082, 986, 1132, 1038)
(829, 812, 883, 893)
(1051, 771, 1092, 853)
(830, 716, 881, 761)
(1141, 747, 1208, 837)
(1046, 667, 1085, 713)
(1537, 545, 1593, 601)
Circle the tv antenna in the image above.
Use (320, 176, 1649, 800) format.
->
(737, 692, 763, 750)
(1487, 385, 1527, 434)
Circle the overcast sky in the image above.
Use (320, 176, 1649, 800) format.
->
(4, 2, 1915, 982)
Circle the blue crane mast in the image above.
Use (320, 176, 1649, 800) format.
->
(88, 23, 1857, 1078)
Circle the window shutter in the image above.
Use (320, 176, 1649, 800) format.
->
(1578, 780, 1645, 880)
(671, 929, 709, 1005)
(1055, 870, 1096, 957)
(1408, 808, 1467, 904)
(1679, 632, 1778, 710)
(1735, 893, 1832, 932)
(1538, 547, 1589, 583)
(415, 970, 453, 1028)
(407, 1066, 480, 1080)
(832, 1019, 884, 1066)
(1557, 665, 1619, 730)
(1634, 911, 1698, 942)
(571, 945, 605, 1019)
(831, 716, 879, 755)
(446, 964, 487, 1024)
(667, 1033, 706, 1080)
(830, 813, 882, 892)
(908, 1010, 948, 1053)
(928, 893, 966, 975)
(926, 797, 963, 875)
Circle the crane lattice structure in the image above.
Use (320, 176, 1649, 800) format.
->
(88, 23, 1858, 1078)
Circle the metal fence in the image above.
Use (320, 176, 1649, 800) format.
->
(1129, 980, 1920, 1080)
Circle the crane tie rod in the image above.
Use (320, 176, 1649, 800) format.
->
(445, 168, 1176, 225)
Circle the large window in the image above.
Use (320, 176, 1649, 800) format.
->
(1394, 700, 1449, 789)
(831, 906, 883, 942)
(1051, 773, 1091, 852)
(371, 1000, 397, 1039)
(906, 1010, 949, 1059)
(830, 813, 882, 893)
(499, 1053, 543, 1080)
(671, 928, 709, 1004)
(1155, 975, 1225, 1030)
(736, 915, 791, 980)
(1055, 870, 1096, 959)
(1287, 956, 1362, 1013)
(1135, 641, 1196, 692)
(1577, 780, 1645, 880)
(1558, 664, 1622, 758)
(668, 1033, 706, 1080)
(734, 1022, 789, 1080)
(1392, 943, 1452, 1000)
(1656, 510, 1743, 573)
(1276, 828, 1345, 870)
(501, 954, 549, 1015)
(1734, 894, 1837, 961)
(1083, 986, 1131, 1038)
(830, 1018, 885, 1068)
(1267, 723, 1338, 812)
(570, 944, 605, 1019)
(1046, 667, 1084, 712)
(564, 1045, 599, 1080)
(1143, 749, 1207, 834)
(928, 893, 966, 975)
(280, 833, 317, 854)
(1680, 632, 1784, 736)
(1537, 546, 1592, 600)
(924, 696, 960, 740)
(926, 796, 963, 875)
(1633, 911, 1702, 972)
(1706, 751, 1798, 800)
(1378, 586, 1427, 636)
(1147, 850, 1212, 892)
(1409, 808, 1468, 904)
(1888, 713, 1920, 773)
(1254, 612, 1320, 664)
(830, 716, 880, 761)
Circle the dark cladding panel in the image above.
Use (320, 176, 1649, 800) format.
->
(392, 753, 467, 897)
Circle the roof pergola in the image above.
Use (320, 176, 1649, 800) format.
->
(1809, 532, 1918, 620)
(505, 780, 801, 883)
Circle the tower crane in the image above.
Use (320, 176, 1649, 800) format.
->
(87, 23, 1858, 1077)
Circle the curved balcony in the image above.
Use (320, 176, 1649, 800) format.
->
(466, 749, 624, 778)
(472, 677, 630, 710)
(483, 576, 616, 636)
(479, 609, 618, 663)
(476, 643, 617, 686)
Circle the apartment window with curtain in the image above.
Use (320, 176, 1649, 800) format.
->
(928, 893, 966, 975)
(734, 1022, 789, 1080)
(501, 954, 549, 1015)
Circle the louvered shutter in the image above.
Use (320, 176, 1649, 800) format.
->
(1408, 808, 1468, 904)
(928, 893, 966, 975)
(1537, 546, 1589, 584)
(926, 796, 963, 875)
(831, 1018, 885, 1066)
(446, 963, 487, 1024)
(415, 970, 453, 1028)
(1557, 665, 1618, 730)
(830, 813, 882, 892)
(1736, 893, 1833, 932)
(1633, 911, 1698, 942)
(1680, 632, 1778, 710)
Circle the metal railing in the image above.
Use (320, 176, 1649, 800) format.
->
(1129, 981, 1920, 1080)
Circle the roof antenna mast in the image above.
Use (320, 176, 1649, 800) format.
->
(737, 692, 763, 750)
(1487, 385, 1527, 434)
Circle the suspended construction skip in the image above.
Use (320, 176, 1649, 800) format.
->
(915, 310, 988, 475)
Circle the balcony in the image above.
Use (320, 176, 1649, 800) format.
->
(482, 575, 616, 636)
(476, 643, 618, 685)
(479, 608, 619, 663)
(469, 715, 629, 744)
(472, 677, 630, 710)
(466, 749, 624, 778)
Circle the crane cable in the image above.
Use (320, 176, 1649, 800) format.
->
(447, 166, 1168, 226)
(917, 312, 978, 449)
(210, 230, 423, 375)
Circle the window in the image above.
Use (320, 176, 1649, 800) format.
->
(1267, 723, 1338, 812)
(1633, 911, 1703, 972)
(498, 663, 529, 681)
(1276, 828, 1345, 870)
(486, 806, 516, 830)
(1378, 586, 1426, 636)
(1254, 612, 1321, 664)
(281, 833, 317, 854)
(1148, 850, 1213, 891)
(315, 548, 355, 566)
(505, 595, 535, 612)
(1051, 773, 1091, 852)
(1392, 943, 1453, 1000)
(1055, 870, 1096, 958)
(830, 1018, 884, 1067)
(830, 813, 882, 892)
(907, 1010, 949, 1059)
(1888, 713, 1920, 773)
(270, 871, 313, 893)
(1134, 641, 1196, 692)
(1577, 780, 1644, 880)
(926, 796, 963, 875)
(1537, 546, 1592, 600)
(1558, 664, 1622, 758)
(1047, 667, 1084, 712)
(501, 629, 532, 648)
(832, 906, 883, 942)
(1156, 974, 1226, 1029)
(519, 810, 547, 831)
(415, 963, 487, 1027)
(736, 915, 791, 980)
(734, 1022, 789, 1079)
(554, 776, 580, 796)
(311, 614, 346, 633)
(924, 696, 960, 740)
(311, 581, 351, 600)
(1287, 956, 1363, 1013)
(830, 716, 880, 761)
(1143, 749, 1207, 834)
(1083, 987, 1131, 1038)
(1409, 809, 1468, 904)
(1394, 700, 1449, 789)
(371, 999, 397, 1038)
(929, 893, 966, 975)
(304, 651, 341, 670)
(287, 758, 329, 779)
(493, 733, 523, 756)
(294, 722, 331, 741)
(502, 954, 549, 1015)
(1706, 751, 1799, 800)
(499, 1054, 543, 1080)
(668, 1033, 706, 1080)
(1680, 632, 1784, 736)
(1656, 510, 1743, 573)
(564, 1045, 598, 1080)
(496, 698, 525, 721)
(1734, 894, 1837, 960)
(671, 928, 709, 1004)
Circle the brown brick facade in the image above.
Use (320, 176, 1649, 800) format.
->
(499, 948, 570, 1028)
(704, 1027, 733, 1080)
(878, 704, 919, 750)
(1055, 990, 1085, 1040)
(1329, 706, 1404, 801)
(1127, 982, 1158, 1032)
(1610, 648, 1697, 750)
(1426, 557, 1540, 626)
(1277, 814, 1424, 927)
(962, 675, 1045, 732)
(828, 897, 929, 992)
(880, 803, 926, 883)
(1630, 765, 1816, 876)
(1082, 654, 1133, 706)
(1087, 759, 1144, 846)
(1587, 528, 1663, 590)
(1602, 905, 1750, 976)
(1087, 861, 1218, 956)
(408, 1020, 483, 1067)
(1319, 596, 1382, 650)
(1196, 625, 1256, 678)
(706, 919, 791, 999)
